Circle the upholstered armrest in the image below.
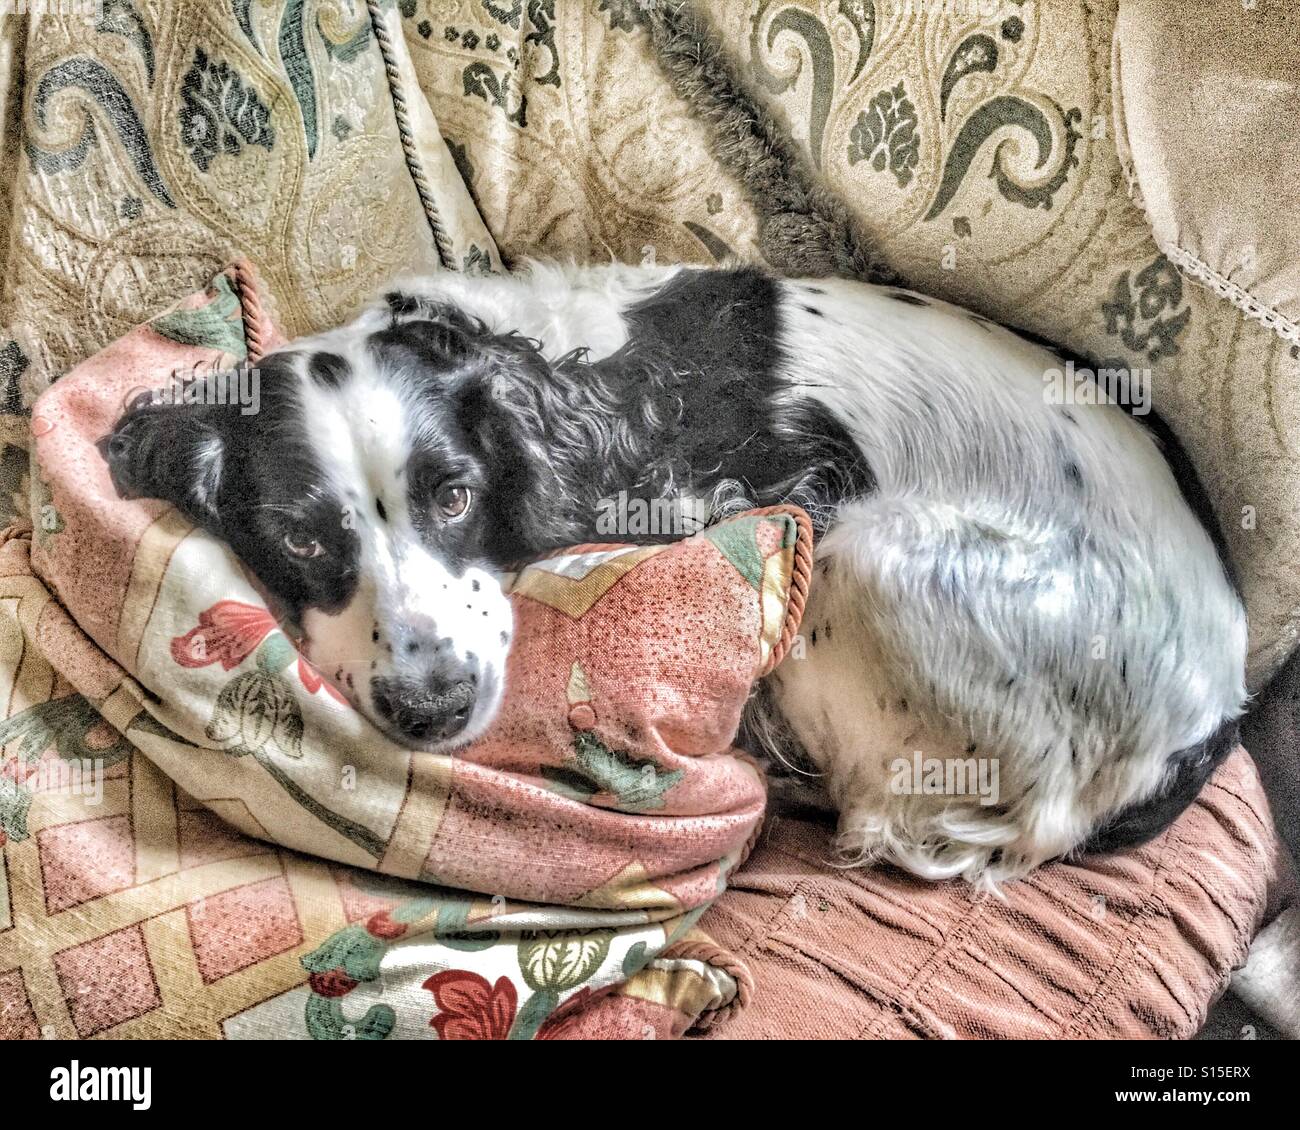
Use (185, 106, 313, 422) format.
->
(1113, 1, 1300, 348)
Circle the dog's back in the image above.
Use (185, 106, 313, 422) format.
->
(367, 262, 1251, 880)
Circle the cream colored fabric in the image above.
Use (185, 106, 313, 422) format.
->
(404, 0, 1299, 685)
(1114, 0, 1300, 348)
(402, 1, 766, 266)
(0, 1, 498, 402)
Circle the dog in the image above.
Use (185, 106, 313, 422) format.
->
(102, 260, 1248, 884)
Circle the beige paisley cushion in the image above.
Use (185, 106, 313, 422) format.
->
(1113, 0, 1300, 351)
(0, 0, 498, 396)
(405, 0, 1300, 686)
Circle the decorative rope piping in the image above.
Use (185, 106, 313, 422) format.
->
(1162, 243, 1300, 350)
(751, 504, 814, 677)
(230, 258, 271, 364)
(662, 939, 756, 1033)
(365, 0, 455, 270)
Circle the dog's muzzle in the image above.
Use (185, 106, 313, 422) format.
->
(370, 650, 481, 745)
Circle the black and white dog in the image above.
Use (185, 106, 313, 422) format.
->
(104, 262, 1248, 884)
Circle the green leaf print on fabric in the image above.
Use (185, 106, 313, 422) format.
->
(699, 513, 794, 590)
(149, 273, 247, 358)
(517, 929, 614, 992)
(543, 730, 684, 812)
(206, 669, 304, 759)
(0, 694, 131, 766)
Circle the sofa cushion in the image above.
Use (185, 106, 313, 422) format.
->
(699, 747, 1280, 1039)
(0, 0, 498, 396)
(1113, 0, 1300, 351)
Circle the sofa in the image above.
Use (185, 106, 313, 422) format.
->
(0, 0, 1295, 1039)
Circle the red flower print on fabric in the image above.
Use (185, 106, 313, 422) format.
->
(297, 656, 349, 706)
(171, 600, 348, 704)
(423, 970, 518, 1040)
(171, 601, 276, 669)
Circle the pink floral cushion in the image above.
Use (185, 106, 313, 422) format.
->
(9, 262, 814, 1037)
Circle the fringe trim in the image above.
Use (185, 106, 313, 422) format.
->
(639, 2, 894, 284)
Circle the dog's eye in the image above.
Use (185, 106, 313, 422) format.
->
(283, 532, 325, 559)
(434, 484, 472, 522)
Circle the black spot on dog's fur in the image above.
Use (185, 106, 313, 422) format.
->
(889, 292, 929, 307)
(385, 291, 430, 319)
(804, 305, 824, 317)
(308, 352, 349, 390)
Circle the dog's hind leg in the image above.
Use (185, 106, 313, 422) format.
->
(762, 547, 1022, 880)
(767, 490, 1243, 884)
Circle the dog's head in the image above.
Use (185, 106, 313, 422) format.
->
(101, 295, 579, 751)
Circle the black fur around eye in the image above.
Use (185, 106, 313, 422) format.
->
(434, 484, 472, 522)
(283, 532, 325, 559)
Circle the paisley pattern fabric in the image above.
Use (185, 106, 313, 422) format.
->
(0, 0, 498, 393)
(402, 0, 1300, 684)
(0, 264, 815, 1038)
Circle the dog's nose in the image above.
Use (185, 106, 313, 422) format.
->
(370, 666, 478, 745)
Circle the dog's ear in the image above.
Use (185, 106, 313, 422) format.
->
(455, 343, 610, 556)
(99, 396, 230, 530)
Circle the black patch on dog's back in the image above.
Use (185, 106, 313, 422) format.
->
(308, 352, 350, 390)
(621, 266, 781, 378)
(1081, 716, 1239, 854)
(600, 267, 874, 533)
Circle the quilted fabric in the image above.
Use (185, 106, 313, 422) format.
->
(0, 263, 816, 1038)
(404, 0, 1300, 684)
